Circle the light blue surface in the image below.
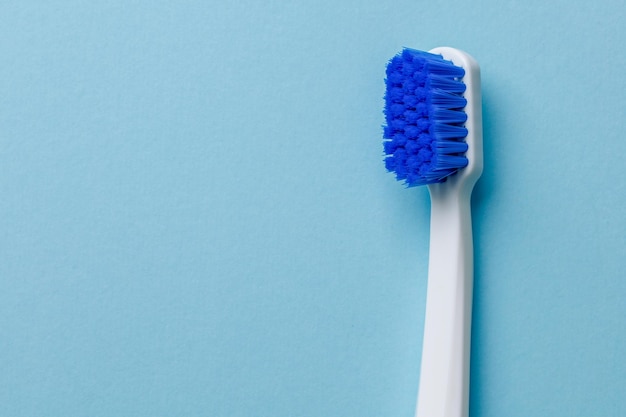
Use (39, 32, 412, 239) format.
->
(1, 1, 625, 416)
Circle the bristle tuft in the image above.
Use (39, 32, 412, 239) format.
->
(383, 48, 469, 186)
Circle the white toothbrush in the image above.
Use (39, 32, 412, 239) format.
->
(382, 46, 483, 417)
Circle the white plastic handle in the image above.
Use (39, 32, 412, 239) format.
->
(415, 47, 483, 417)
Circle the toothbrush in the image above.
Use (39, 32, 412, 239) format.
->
(383, 47, 483, 417)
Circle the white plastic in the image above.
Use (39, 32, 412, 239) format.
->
(415, 47, 483, 417)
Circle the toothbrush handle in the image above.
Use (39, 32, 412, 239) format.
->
(415, 188, 474, 417)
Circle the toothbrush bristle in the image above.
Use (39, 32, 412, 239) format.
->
(383, 48, 469, 186)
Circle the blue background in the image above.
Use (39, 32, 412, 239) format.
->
(1, 1, 625, 416)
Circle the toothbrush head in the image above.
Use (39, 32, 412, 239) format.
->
(383, 48, 479, 187)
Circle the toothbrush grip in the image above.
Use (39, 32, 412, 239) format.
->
(415, 188, 474, 417)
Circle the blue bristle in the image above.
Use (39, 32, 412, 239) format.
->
(383, 48, 469, 186)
